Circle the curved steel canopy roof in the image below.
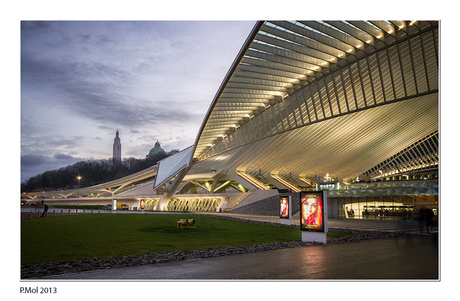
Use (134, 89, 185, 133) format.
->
(188, 20, 438, 184)
(26, 20, 439, 199)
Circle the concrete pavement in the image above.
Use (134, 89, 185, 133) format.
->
(39, 235, 438, 280)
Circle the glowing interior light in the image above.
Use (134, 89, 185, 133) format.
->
(271, 174, 301, 192)
(236, 171, 268, 190)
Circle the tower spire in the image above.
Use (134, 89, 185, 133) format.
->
(113, 130, 121, 165)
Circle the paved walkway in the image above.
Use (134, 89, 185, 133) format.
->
(40, 235, 438, 280)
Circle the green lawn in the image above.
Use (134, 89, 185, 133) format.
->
(21, 214, 351, 264)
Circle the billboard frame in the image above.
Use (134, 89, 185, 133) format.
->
(279, 195, 292, 225)
(299, 191, 328, 243)
(279, 195, 291, 219)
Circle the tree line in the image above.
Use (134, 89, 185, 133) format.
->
(21, 149, 179, 192)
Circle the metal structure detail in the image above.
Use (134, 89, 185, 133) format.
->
(194, 21, 438, 160)
(191, 20, 438, 183)
(23, 21, 439, 211)
(362, 131, 438, 180)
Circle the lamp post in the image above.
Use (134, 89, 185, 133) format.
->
(77, 176, 81, 205)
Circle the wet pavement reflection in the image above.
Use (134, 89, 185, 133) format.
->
(41, 235, 438, 280)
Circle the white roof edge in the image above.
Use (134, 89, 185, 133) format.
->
(153, 145, 194, 190)
(191, 21, 264, 160)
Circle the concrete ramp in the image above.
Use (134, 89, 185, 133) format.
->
(231, 190, 279, 211)
(230, 191, 301, 216)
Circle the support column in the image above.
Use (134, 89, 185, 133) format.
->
(226, 167, 258, 191)
(155, 165, 193, 211)
(111, 193, 116, 213)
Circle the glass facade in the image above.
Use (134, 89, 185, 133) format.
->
(332, 194, 438, 220)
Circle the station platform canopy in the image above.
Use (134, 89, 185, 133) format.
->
(155, 20, 439, 192)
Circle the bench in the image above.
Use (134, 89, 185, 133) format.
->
(177, 218, 196, 229)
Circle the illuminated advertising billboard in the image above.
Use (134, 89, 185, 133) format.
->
(279, 196, 290, 219)
(300, 191, 324, 232)
(140, 199, 145, 210)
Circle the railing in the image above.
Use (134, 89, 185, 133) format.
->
(21, 208, 109, 220)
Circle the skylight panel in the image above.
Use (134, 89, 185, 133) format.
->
(295, 20, 352, 44)
(265, 21, 319, 44)
(343, 21, 373, 37)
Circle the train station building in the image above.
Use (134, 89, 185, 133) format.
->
(23, 21, 439, 220)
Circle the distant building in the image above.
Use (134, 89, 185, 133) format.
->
(146, 141, 166, 159)
(113, 131, 121, 165)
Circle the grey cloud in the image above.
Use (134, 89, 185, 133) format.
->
(21, 133, 84, 157)
(22, 48, 193, 131)
(21, 154, 50, 167)
(53, 153, 76, 160)
(20, 21, 256, 179)
(21, 153, 83, 182)
(21, 21, 215, 136)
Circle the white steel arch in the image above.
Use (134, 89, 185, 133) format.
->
(189, 20, 438, 186)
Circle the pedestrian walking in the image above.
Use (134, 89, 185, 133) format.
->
(41, 203, 49, 217)
(425, 207, 434, 234)
(418, 207, 427, 233)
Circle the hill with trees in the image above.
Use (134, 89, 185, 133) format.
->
(21, 149, 179, 193)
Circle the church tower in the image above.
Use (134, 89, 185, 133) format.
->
(113, 130, 121, 165)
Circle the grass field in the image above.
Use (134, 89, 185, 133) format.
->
(21, 214, 351, 264)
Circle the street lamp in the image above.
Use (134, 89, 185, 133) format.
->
(77, 176, 81, 204)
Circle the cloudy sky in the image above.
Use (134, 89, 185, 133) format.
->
(20, 20, 255, 182)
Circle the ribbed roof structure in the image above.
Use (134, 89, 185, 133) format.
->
(24, 20, 439, 201)
(189, 20, 438, 184)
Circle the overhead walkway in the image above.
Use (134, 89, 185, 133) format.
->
(22, 164, 159, 200)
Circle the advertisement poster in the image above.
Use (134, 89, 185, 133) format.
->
(300, 191, 324, 232)
(279, 196, 289, 219)
(140, 199, 145, 210)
